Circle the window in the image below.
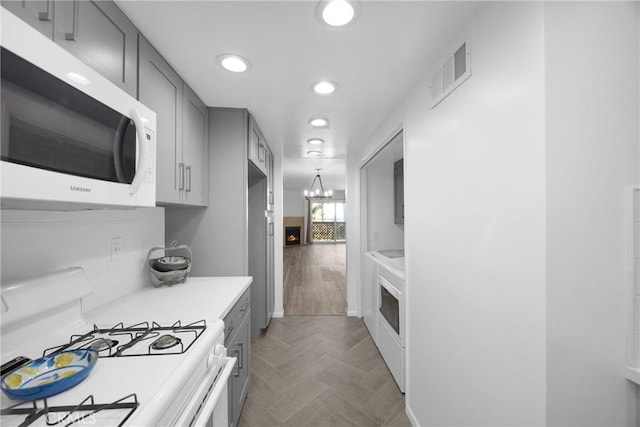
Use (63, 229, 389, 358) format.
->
(311, 202, 345, 242)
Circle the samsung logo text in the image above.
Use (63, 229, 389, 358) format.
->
(70, 186, 91, 193)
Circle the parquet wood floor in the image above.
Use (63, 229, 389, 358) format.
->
(283, 243, 346, 316)
(238, 316, 411, 427)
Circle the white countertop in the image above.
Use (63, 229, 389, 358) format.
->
(366, 251, 405, 280)
(85, 276, 252, 324)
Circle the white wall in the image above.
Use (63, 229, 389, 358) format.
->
(1, 208, 164, 312)
(350, 2, 548, 425)
(545, 3, 640, 426)
(283, 190, 305, 217)
(406, 3, 547, 424)
(330, 189, 346, 201)
(352, 3, 547, 423)
(347, 2, 640, 426)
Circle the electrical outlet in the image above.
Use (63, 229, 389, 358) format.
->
(111, 237, 123, 262)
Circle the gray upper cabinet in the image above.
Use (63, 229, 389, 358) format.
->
(182, 84, 209, 206)
(248, 116, 267, 176)
(266, 146, 274, 212)
(2, 0, 137, 97)
(138, 36, 208, 207)
(2, 1, 55, 38)
(53, 1, 137, 97)
(394, 158, 404, 225)
(138, 35, 183, 205)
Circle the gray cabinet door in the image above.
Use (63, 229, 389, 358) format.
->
(266, 147, 274, 212)
(138, 35, 183, 205)
(2, 0, 54, 38)
(182, 84, 209, 207)
(53, 1, 137, 97)
(248, 116, 267, 176)
(228, 311, 250, 427)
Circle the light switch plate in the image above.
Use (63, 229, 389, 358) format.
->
(111, 237, 123, 262)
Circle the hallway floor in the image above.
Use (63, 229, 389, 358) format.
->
(283, 243, 346, 315)
(238, 316, 410, 427)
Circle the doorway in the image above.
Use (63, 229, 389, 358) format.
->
(283, 193, 347, 315)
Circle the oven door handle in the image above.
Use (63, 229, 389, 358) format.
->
(191, 356, 235, 427)
(174, 356, 235, 427)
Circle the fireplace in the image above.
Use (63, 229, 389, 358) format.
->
(285, 226, 301, 246)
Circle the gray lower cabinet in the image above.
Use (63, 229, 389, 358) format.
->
(2, 0, 138, 97)
(138, 35, 208, 207)
(224, 289, 251, 427)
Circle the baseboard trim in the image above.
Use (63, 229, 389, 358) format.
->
(406, 402, 418, 426)
(347, 310, 359, 317)
(272, 310, 284, 318)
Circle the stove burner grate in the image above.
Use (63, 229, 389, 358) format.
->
(41, 320, 207, 358)
(0, 393, 138, 427)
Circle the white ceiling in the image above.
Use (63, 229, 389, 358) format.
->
(115, 1, 480, 193)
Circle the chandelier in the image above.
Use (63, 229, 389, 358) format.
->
(303, 169, 333, 199)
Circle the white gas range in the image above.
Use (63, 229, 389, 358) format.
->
(0, 268, 235, 426)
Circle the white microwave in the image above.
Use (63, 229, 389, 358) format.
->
(0, 9, 156, 210)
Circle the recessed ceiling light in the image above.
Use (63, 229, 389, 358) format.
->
(312, 80, 338, 95)
(307, 150, 323, 156)
(318, 0, 358, 27)
(307, 139, 325, 145)
(309, 118, 329, 128)
(216, 54, 251, 73)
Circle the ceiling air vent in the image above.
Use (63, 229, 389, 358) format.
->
(430, 41, 471, 108)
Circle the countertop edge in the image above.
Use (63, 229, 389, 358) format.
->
(365, 251, 405, 280)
